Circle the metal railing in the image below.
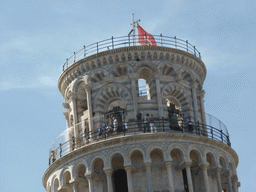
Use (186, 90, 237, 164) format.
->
(49, 118, 230, 166)
(62, 35, 201, 71)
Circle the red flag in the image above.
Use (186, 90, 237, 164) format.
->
(137, 24, 157, 46)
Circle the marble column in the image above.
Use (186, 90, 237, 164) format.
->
(104, 168, 113, 192)
(191, 86, 199, 124)
(200, 90, 207, 135)
(165, 161, 174, 192)
(155, 76, 163, 118)
(125, 165, 134, 192)
(232, 175, 238, 192)
(185, 162, 194, 192)
(70, 93, 79, 147)
(85, 174, 94, 192)
(85, 85, 93, 140)
(216, 167, 222, 192)
(145, 162, 152, 192)
(129, 73, 138, 120)
(226, 171, 233, 192)
(201, 164, 210, 192)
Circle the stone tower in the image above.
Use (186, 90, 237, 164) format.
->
(43, 35, 240, 192)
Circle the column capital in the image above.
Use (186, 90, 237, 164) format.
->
(164, 161, 173, 168)
(199, 162, 209, 170)
(200, 90, 205, 97)
(144, 162, 152, 168)
(222, 170, 232, 178)
(104, 168, 113, 176)
(124, 165, 133, 172)
(85, 173, 94, 180)
(182, 161, 192, 168)
(232, 175, 238, 182)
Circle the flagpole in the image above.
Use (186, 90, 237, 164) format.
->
(132, 12, 135, 46)
(131, 12, 140, 46)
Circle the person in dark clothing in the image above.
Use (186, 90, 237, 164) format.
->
(136, 110, 142, 131)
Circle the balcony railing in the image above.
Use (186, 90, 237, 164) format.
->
(62, 35, 202, 71)
(48, 117, 230, 166)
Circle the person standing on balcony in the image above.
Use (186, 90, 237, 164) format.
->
(97, 125, 103, 141)
(187, 118, 193, 133)
(136, 110, 142, 131)
(113, 117, 118, 134)
(84, 126, 89, 144)
(150, 114, 157, 133)
(144, 114, 150, 132)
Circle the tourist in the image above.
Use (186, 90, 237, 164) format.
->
(136, 110, 142, 131)
(144, 114, 150, 132)
(97, 125, 103, 141)
(187, 118, 193, 133)
(150, 114, 157, 133)
(113, 117, 118, 134)
(84, 126, 89, 144)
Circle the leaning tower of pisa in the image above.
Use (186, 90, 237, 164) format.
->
(43, 33, 240, 192)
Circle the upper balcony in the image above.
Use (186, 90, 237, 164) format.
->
(48, 113, 230, 166)
(62, 35, 202, 72)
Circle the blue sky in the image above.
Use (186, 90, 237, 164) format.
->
(0, 0, 255, 191)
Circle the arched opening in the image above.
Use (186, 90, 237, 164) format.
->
(171, 148, 186, 192)
(190, 150, 203, 192)
(150, 149, 168, 191)
(206, 153, 217, 190)
(92, 158, 107, 191)
(167, 97, 183, 131)
(112, 169, 128, 192)
(106, 106, 125, 133)
(138, 78, 147, 97)
(131, 150, 146, 190)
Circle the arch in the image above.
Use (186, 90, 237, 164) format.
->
(108, 63, 132, 77)
(168, 144, 186, 161)
(62, 170, 71, 187)
(130, 150, 145, 170)
(127, 146, 146, 162)
(132, 61, 158, 74)
(187, 145, 203, 162)
(72, 159, 88, 178)
(158, 63, 178, 77)
(181, 71, 193, 84)
(206, 152, 216, 168)
(93, 83, 132, 111)
(89, 154, 106, 170)
(106, 150, 127, 168)
(58, 167, 72, 186)
(72, 76, 87, 93)
(111, 153, 125, 170)
(219, 155, 227, 170)
(88, 68, 108, 84)
(162, 82, 193, 119)
(52, 177, 59, 192)
(146, 144, 167, 161)
(204, 147, 217, 165)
